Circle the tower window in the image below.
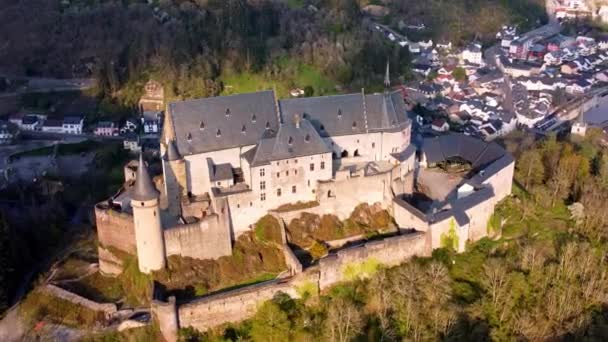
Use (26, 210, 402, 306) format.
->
(285, 171, 289, 176)
(277, 188, 282, 197)
(276, 172, 280, 178)
(321, 161, 325, 170)
(260, 181, 266, 190)
(292, 185, 297, 193)
(260, 168, 265, 177)
(261, 193, 266, 201)
(310, 163, 315, 171)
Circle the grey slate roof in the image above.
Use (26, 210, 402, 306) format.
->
(421, 134, 508, 170)
(244, 117, 332, 166)
(169, 90, 410, 155)
(169, 90, 280, 155)
(164, 139, 182, 161)
(131, 154, 160, 201)
(209, 163, 234, 182)
(63, 116, 83, 125)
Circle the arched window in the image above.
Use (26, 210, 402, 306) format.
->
(341, 150, 349, 158)
(354, 149, 360, 157)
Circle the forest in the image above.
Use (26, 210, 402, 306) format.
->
(0, 0, 546, 117)
(173, 131, 608, 341)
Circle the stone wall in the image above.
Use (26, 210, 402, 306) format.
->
(163, 213, 232, 261)
(176, 277, 301, 332)
(163, 230, 430, 334)
(95, 205, 136, 254)
(98, 246, 124, 276)
(43, 284, 117, 319)
(318, 232, 429, 289)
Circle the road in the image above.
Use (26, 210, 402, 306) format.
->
(0, 77, 96, 98)
(368, 21, 410, 45)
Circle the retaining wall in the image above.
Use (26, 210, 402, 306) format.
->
(43, 284, 117, 319)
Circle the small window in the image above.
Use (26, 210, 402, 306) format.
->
(250, 202, 253, 207)
(200, 121, 205, 130)
(310, 163, 315, 171)
(241, 125, 246, 133)
(260, 181, 266, 190)
(337, 108, 342, 118)
(304, 134, 310, 142)
(286, 171, 289, 176)
(260, 168, 265, 177)
(261, 193, 266, 201)
(295, 170, 298, 175)
(277, 188, 282, 197)
(292, 185, 297, 193)
(186, 133, 192, 142)
(352, 121, 357, 129)
(321, 161, 325, 170)
(252, 114, 257, 122)
(372, 142, 376, 149)
(217, 182, 221, 186)
(320, 124, 325, 131)
(225, 108, 231, 117)
(276, 172, 280, 178)
(216, 129, 221, 137)
(307, 180, 310, 186)
(288, 136, 293, 145)
(265, 121, 271, 129)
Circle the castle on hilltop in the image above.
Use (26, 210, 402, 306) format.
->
(95, 75, 514, 275)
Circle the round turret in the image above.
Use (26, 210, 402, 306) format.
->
(131, 154, 166, 273)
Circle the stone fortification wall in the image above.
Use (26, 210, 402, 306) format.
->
(177, 277, 302, 332)
(163, 214, 232, 260)
(165, 231, 429, 334)
(95, 205, 136, 254)
(98, 246, 124, 276)
(152, 294, 179, 342)
(315, 171, 393, 221)
(43, 284, 117, 319)
(318, 232, 429, 289)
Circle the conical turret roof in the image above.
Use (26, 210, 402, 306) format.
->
(132, 154, 160, 201)
(164, 139, 182, 161)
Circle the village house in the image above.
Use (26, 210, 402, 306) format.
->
(95, 121, 119, 136)
(41, 119, 64, 133)
(62, 116, 84, 134)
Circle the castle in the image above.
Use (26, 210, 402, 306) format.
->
(95, 77, 514, 275)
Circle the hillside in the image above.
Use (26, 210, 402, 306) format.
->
(0, 0, 548, 112)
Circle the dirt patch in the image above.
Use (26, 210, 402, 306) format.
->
(285, 203, 394, 258)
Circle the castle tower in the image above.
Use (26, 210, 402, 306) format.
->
(131, 153, 166, 273)
(162, 139, 187, 217)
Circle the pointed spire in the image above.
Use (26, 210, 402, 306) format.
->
(384, 59, 390, 88)
(132, 153, 160, 201)
(165, 138, 182, 161)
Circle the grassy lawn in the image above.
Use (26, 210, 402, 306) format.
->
(221, 57, 338, 98)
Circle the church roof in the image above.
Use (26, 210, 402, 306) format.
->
(132, 154, 160, 201)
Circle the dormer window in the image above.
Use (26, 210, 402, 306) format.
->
(225, 108, 231, 117)
(320, 124, 325, 131)
(251, 114, 257, 123)
(186, 132, 192, 142)
(304, 134, 310, 142)
(337, 108, 342, 118)
(241, 124, 246, 134)
(265, 121, 270, 129)
(352, 121, 357, 129)
(288, 136, 294, 145)
(216, 129, 221, 137)
(199, 121, 205, 130)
